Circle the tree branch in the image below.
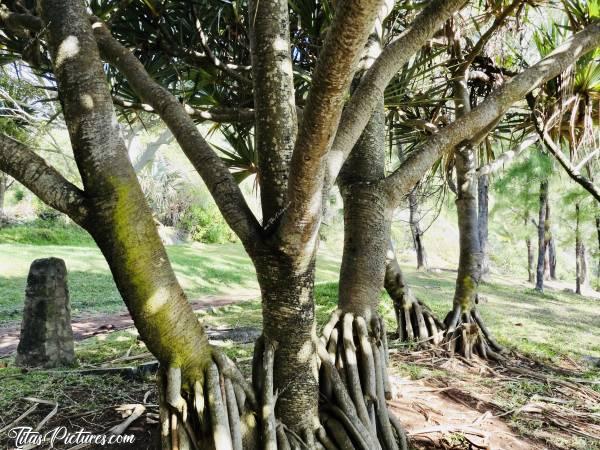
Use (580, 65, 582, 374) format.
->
(91, 20, 263, 248)
(278, 0, 383, 256)
(248, 0, 298, 220)
(538, 129, 600, 202)
(0, 134, 88, 223)
(476, 134, 538, 177)
(112, 96, 255, 124)
(326, 0, 467, 188)
(383, 22, 600, 207)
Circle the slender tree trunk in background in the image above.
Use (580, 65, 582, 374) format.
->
(408, 186, 428, 270)
(576, 203, 582, 295)
(581, 244, 589, 290)
(596, 215, 600, 291)
(535, 181, 548, 292)
(548, 237, 557, 280)
(525, 213, 535, 283)
(0, 172, 6, 219)
(527, 237, 535, 283)
(478, 173, 490, 279)
(385, 243, 444, 345)
(545, 203, 557, 280)
(443, 55, 500, 359)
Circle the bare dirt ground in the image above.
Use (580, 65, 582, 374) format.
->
(0, 291, 259, 356)
(389, 349, 600, 450)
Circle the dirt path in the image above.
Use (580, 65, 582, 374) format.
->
(0, 291, 259, 356)
(388, 374, 540, 449)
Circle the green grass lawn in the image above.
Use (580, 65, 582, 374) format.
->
(0, 240, 344, 324)
(2, 237, 599, 362)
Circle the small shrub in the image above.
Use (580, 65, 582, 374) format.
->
(13, 188, 24, 203)
(179, 205, 237, 244)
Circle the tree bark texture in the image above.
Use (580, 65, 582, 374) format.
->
(596, 215, 600, 291)
(535, 181, 548, 292)
(478, 173, 490, 278)
(248, 0, 297, 220)
(254, 251, 319, 438)
(408, 186, 428, 271)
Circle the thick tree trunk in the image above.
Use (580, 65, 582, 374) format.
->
(535, 181, 548, 292)
(254, 251, 319, 440)
(385, 244, 444, 345)
(408, 186, 428, 270)
(319, 97, 407, 449)
(478, 173, 490, 279)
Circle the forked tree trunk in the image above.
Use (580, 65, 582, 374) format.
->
(478, 173, 490, 279)
(39, 4, 258, 449)
(408, 186, 428, 270)
(385, 244, 444, 345)
(535, 181, 548, 292)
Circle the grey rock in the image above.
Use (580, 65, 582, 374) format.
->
(15, 258, 75, 368)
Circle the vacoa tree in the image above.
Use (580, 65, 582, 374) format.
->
(1, 0, 600, 448)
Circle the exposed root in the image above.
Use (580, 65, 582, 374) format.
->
(397, 293, 445, 346)
(443, 306, 503, 360)
(317, 310, 409, 450)
(158, 350, 257, 450)
(385, 251, 445, 346)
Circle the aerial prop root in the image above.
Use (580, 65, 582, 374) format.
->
(443, 305, 503, 360)
(158, 349, 257, 450)
(394, 290, 445, 345)
(316, 309, 409, 450)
